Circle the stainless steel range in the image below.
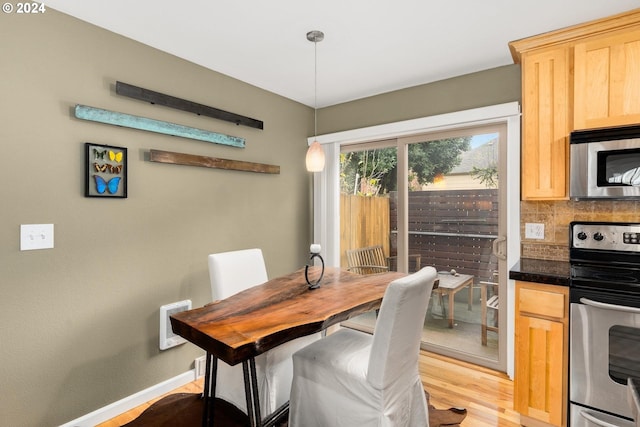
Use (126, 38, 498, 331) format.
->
(570, 221, 640, 427)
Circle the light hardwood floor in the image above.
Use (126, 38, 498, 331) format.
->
(95, 379, 204, 427)
(99, 350, 520, 426)
(422, 352, 520, 426)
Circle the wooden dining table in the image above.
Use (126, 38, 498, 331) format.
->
(170, 266, 406, 427)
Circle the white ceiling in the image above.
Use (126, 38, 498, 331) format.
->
(45, 0, 639, 108)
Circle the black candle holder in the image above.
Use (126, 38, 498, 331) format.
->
(305, 246, 324, 289)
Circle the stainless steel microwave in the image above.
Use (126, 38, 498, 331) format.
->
(570, 125, 640, 199)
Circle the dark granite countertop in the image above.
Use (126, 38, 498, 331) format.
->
(509, 258, 570, 286)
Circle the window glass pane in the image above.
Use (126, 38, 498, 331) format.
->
(609, 325, 640, 385)
(411, 132, 499, 362)
(340, 145, 397, 332)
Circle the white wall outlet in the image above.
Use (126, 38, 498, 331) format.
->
(159, 300, 192, 350)
(194, 355, 207, 378)
(525, 223, 545, 240)
(20, 224, 54, 250)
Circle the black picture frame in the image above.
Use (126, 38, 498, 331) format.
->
(84, 142, 128, 198)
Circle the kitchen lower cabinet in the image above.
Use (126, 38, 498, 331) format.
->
(514, 281, 569, 427)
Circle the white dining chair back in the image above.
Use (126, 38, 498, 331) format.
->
(288, 266, 437, 427)
(368, 267, 435, 390)
(207, 248, 320, 419)
(208, 248, 267, 300)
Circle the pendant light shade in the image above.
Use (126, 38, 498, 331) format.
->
(306, 140, 325, 172)
(306, 30, 325, 172)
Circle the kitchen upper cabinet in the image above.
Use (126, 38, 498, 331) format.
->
(510, 8, 640, 200)
(520, 48, 570, 200)
(574, 28, 640, 130)
(514, 281, 568, 427)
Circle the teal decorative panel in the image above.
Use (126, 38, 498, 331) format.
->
(74, 105, 245, 148)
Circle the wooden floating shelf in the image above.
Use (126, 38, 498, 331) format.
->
(74, 104, 245, 148)
(149, 149, 280, 174)
(116, 81, 264, 130)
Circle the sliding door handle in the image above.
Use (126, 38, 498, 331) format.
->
(492, 236, 507, 260)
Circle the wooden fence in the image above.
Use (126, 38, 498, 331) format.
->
(392, 189, 498, 280)
(340, 189, 498, 282)
(340, 194, 390, 268)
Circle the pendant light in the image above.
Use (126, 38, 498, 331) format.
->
(305, 30, 325, 172)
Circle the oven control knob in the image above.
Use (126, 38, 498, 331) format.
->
(593, 232, 604, 241)
(577, 231, 588, 240)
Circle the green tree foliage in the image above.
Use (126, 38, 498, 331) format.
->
(340, 150, 397, 196)
(470, 165, 499, 188)
(341, 137, 471, 195)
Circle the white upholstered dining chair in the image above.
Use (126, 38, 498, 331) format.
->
(288, 266, 437, 427)
(208, 248, 320, 418)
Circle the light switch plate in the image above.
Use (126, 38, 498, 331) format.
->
(525, 223, 545, 240)
(20, 224, 54, 250)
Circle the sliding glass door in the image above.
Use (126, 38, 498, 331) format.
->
(401, 126, 505, 369)
(339, 124, 507, 370)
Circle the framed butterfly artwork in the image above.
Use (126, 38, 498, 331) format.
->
(84, 143, 128, 198)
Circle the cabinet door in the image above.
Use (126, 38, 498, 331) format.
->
(515, 282, 568, 427)
(515, 314, 565, 426)
(521, 48, 570, 200)
(574, 28, 640, 130)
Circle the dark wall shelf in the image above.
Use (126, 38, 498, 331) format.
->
(116, 81, 264, 130)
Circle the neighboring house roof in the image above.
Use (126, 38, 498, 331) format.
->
(450, 138, 499, 174)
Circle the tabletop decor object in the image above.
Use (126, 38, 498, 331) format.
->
(305, 243, 324, 289)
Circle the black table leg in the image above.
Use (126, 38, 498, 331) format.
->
(249, 359, 262, 426)
(202, 352, 217, 427)
(242, 359, 262, 427)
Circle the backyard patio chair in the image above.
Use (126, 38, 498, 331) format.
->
(346, 245, 389, 275)
(480, 271, 499, 346)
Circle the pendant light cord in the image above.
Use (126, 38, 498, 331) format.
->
(307, 30, 323, 138)
(314, 36, 318, 138)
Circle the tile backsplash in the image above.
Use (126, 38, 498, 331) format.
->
(520, 200, 640, 261)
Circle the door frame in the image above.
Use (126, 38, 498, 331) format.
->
(310, 102, 520, 377)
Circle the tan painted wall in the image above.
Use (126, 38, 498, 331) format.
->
(317, 64, 521, 134)
(0, 10, 313, 426)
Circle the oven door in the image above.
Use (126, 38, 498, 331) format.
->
(570, 291, 640, 423)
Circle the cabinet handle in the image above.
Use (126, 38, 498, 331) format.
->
(580, 298, 640, 315)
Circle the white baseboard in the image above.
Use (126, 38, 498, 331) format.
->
(59, 369, 197, 427)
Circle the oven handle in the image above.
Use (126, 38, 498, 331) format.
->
(580, 297, 640, 314)
(578, 409, 625, 427)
